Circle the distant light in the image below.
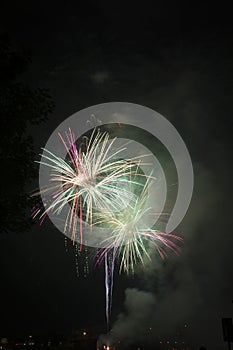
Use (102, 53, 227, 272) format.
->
(83, 332, 87, 336)
(29, 336, 32, 338)
(106, 346, 110, 350)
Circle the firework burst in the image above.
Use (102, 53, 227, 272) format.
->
(32, 128, 145, 248)
(32, 126, 183, 328)
(95, 176, 182, 274)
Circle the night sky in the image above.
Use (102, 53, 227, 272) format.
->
(1, 2, 233, 349)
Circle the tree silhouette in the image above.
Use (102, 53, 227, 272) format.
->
(0, 35, 55, 233)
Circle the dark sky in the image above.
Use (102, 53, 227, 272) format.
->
(1, 1, 233, 349)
